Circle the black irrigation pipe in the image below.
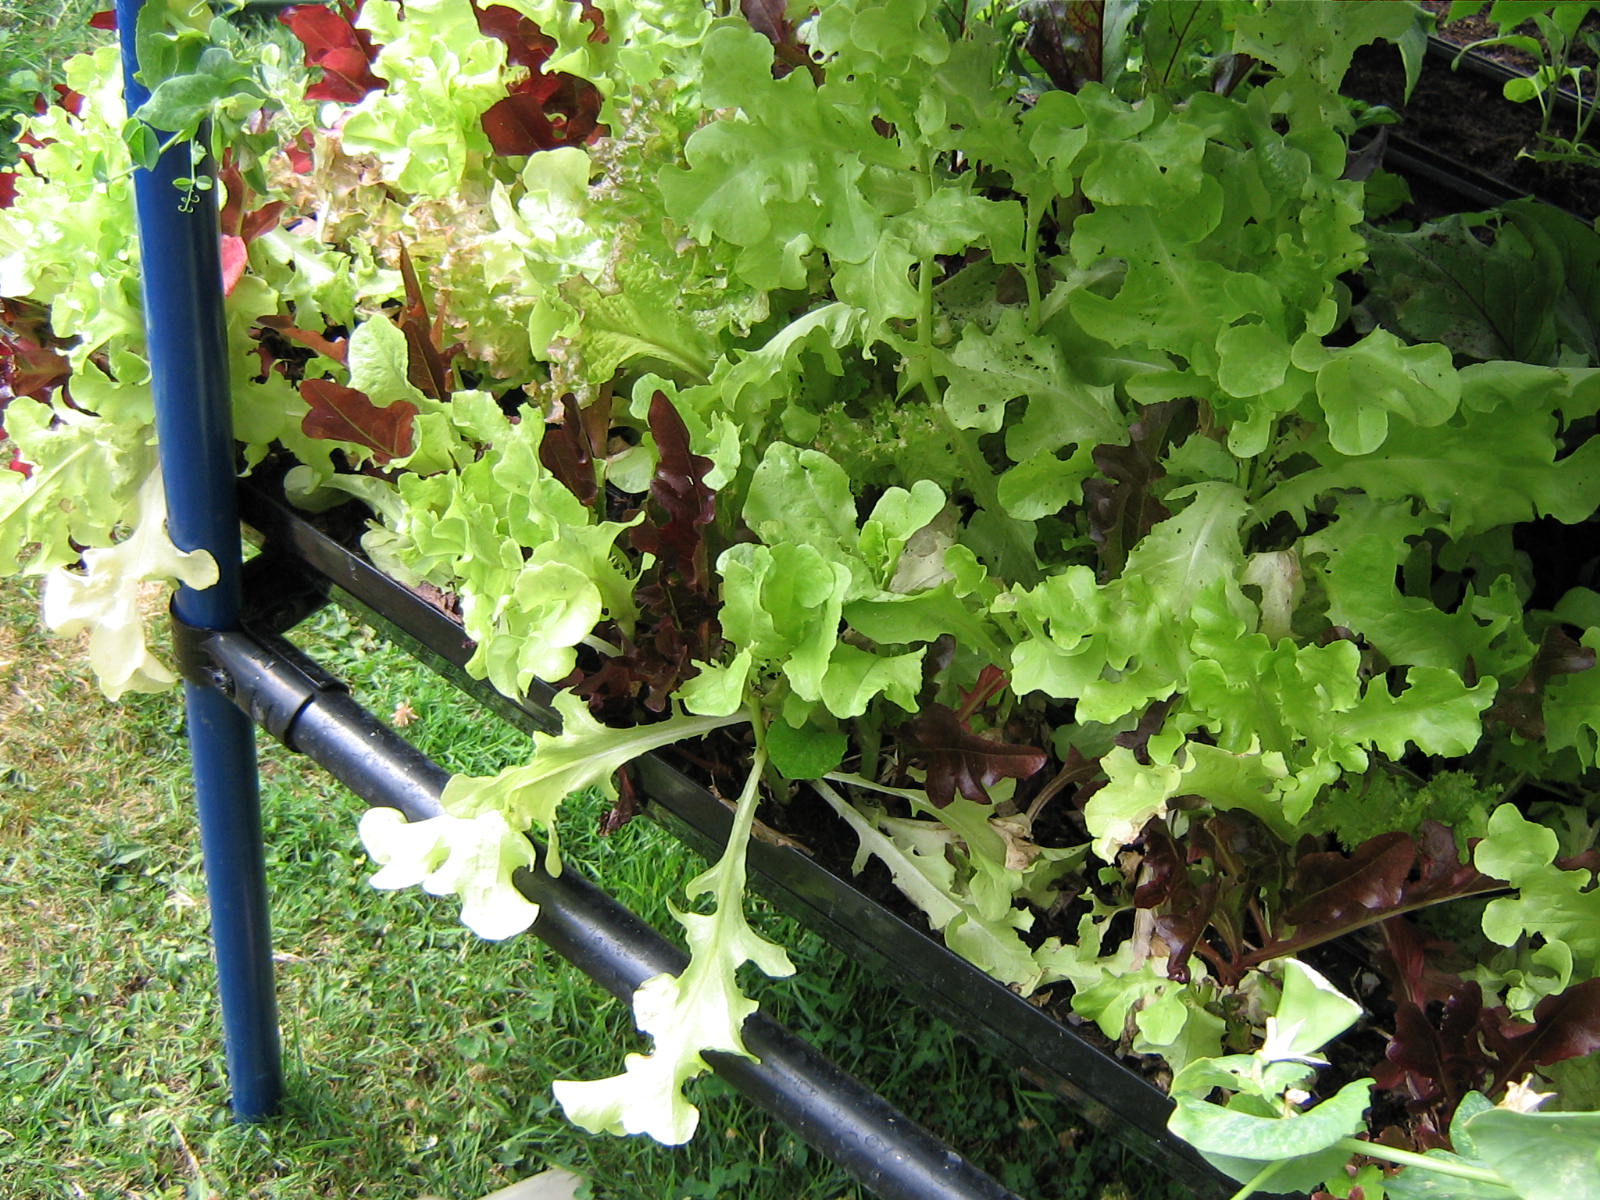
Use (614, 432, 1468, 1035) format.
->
(170, 600, 1026, 1200)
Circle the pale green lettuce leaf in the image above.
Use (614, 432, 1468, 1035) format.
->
(441, 693, 747, 867)
(343, 0, 509, 196)
(1476, 804, 1600, 972)
(359, 805, 540, 940)
(554, 751, 792, 1143)
(811, 778, 1046, 989)
(41, 465, 219, 701)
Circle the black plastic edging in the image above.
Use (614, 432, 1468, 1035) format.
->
(236, 473, 1240, 1197)
(175, 609, 1027, 1200)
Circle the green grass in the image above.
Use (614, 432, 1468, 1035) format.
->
(0, 0, 112, 166)
(0, 578, 1194, 1200)
(0, 0, 109, 78)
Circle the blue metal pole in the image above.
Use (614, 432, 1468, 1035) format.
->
(116, 0, 283, 1121)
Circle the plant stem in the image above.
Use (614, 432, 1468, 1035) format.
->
(1227, 1157, 1285, 1200)
(1022, 753, 1096, 825)
(1333, 1137, 1508, 1186)
(1022, 192, 1044, 330)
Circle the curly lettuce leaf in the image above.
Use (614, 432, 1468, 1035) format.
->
(41, 462, 219, 700)
(361, 695, 749, 940)
(553, 749, 792, 1144)
(359, 805, 540, 940)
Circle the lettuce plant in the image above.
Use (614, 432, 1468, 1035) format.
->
(6, 0, 1600, 1193)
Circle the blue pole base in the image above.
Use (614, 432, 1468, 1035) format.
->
(184, 679, 283, 1121)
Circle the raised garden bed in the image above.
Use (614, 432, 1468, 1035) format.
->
(7, 3, 1600, 1198)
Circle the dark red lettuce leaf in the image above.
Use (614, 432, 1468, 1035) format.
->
(0, 333, 70, 406)
(300, 378, 417, 462)
(955, 664, 1009, 722)
(255, 315, 349, 373)
(741, 0, 819, 80)
(475, 3, 558, 65)
(1131, 815, 1501, 986)
(475, 2, 606, 154)
(1485, 978, 1600, 1093)
(395, 245, 458, 401)
(0, 173, 16, 209)
(281, 1, 387, 103)
(1375, 942, 1600, 1147)
(216, 155, 284, 297)
(51, 84, 84, 116)
(1486, 624, 1596, 739)
(539, 392, 599, 506)
(1282, 833, 1414, 934)
(1083, 400, 1189, 577)
(1135, 817, 1224, 983)
(481, 75, 603, 155)
(1112, 697, 1172, 764)
(1253, 821, 1499, 972)
(631, 390, 716, 592)
(575, 391, 720, 716)
(1375, 981, 1492, 1144)
(1023, 0, 1107, 92)
(899, 702, 1047, 808)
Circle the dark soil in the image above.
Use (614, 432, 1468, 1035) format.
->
(1344, 37, 1600, 220)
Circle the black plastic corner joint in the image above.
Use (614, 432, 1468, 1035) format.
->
(169, 608, 349, 745)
